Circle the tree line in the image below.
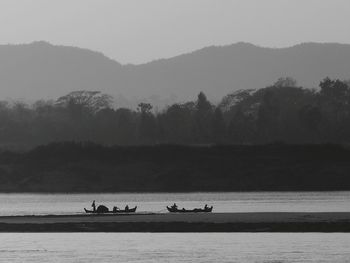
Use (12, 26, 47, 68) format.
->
(0, 77, 350, 149)
(1, 142, 350, 192)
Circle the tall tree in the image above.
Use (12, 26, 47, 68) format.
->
(194, 92, 213, 143)
(211, 107, 226, 143)
(138, 103, 157, 144)
(161, 103, 194, 143)
(115, 108, 137, 145)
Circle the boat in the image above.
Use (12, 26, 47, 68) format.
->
(166, 205, 213, 213)
(84, 205, 137, 214)
(113, 206, 137, 213)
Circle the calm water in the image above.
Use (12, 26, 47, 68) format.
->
(1, 193, 350, 262)
(0, 192, 349, 216)
(0, 233, 349, 262)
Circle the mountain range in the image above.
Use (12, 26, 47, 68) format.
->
(0, 41, 350, 107)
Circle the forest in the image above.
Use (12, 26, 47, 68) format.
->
(0, 142, 349, 192)
(0, 77, 349, 150)
(0, 76, 350, 191)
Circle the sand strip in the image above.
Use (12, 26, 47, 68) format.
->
(0, 212, 349, 232)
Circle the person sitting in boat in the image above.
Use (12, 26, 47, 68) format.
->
(204, 204, 209, 210)
(125, 205, 129, 211)
(113, 206, 119, 213)
(92, 200, 96, 212)
(171, 203, 178, 210)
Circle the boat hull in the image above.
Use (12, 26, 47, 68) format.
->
(84, 206, 137, 214)
(166, 206, 213, 213)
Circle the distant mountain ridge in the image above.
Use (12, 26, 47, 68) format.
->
(0, 41, 350, 105)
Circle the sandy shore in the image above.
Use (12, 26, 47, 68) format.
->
(1, 212, 350, 224)
(0, 212, 349, 232)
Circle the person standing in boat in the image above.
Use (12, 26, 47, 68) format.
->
(92, 200, 96, 212)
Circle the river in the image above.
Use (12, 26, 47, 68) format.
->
(1, 192, 350, 262)
(0, 191, 349, 216)
(0, 233, 349, 262)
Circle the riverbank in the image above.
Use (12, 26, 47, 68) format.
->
(0, 212, 350, 232)
(2, 143, 350, 192)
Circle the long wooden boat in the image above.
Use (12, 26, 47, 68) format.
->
(166, 206, 213, 213)
(114, 206, 137, 213)
(84, 205, 137, 214)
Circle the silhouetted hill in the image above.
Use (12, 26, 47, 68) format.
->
(0, 41, 122, 100)
(1, 41, 350, 102)
(131, 42, 350, 100)
(0, 143, 350, 192)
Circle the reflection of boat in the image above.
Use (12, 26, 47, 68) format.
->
(166, 206, 213, 213)
(84, 205, 137, 214)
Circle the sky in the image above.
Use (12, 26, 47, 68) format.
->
(0, 0, 349, 64)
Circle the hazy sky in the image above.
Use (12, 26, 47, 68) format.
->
(0, 0, 349, 64)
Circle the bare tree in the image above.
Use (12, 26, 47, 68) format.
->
(56, 91, 113, 114)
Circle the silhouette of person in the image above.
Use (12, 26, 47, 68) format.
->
(125, 205, 129, 211)
(92, 200, 96, 212)
(204, 204, 209, 210)
(172, 203, 178, 209)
